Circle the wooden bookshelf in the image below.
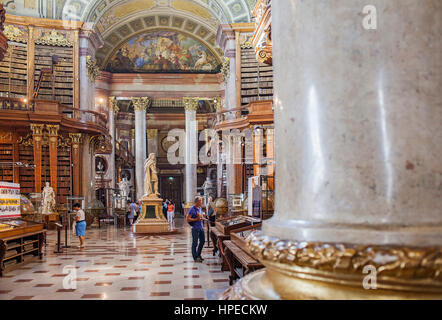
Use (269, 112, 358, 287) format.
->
(34, 45, 74, 106)
(0, 42, 27, 98)
(18, 144, 34, 194)
(240, 47, 274, 106)
(0, 143, 13, 182)
(57, 145, 71, 204)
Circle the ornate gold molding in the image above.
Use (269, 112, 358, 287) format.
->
(220, 57, 230, 83)
(132, 97, 150, 111)
(247, 232, 442, 293)
(36, 30, 73, 47)
(183, 97, 199, 112)
(86, 56, 100, 82)
(45, 124, 59, 137)
(214, 97, 222, 112)
(69, 133, 83, 145)
(109, 96, 119, 113)
(4, 24, 27, 43)
(30, 124, 44, 136)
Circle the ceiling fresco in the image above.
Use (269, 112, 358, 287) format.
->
(105, 29, 221, 73)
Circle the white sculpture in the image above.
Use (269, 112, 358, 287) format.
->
(202, 177, 213, 196)
(118, 177, 130, 198)
(144, 153, 160, 198)
(41, 182, 56, 215)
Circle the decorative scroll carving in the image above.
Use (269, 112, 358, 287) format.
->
(36, 30, 73, 47)
(247, 232, 442, 287)
(132, 97, 150, 111)
(241, 37, 253, 49)
(86, 56, 100, 82)
(252, 0, 272, 65)
(89, 135, 112, 154)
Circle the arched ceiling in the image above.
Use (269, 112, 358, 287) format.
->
(61, 0, 256, 24)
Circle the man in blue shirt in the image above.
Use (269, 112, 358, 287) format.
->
(186, 196, 206, 262)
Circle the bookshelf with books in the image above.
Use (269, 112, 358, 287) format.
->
(0, 143, 13, 182)
(57, 145, 71, 204)
(18, 144, 34, 194)
(34, 45, 74, 106)
(240, 47, 273, 106)
(0, 42, 28, 98)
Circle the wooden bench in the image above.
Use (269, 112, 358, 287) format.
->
(210, 227, 231, 271)
(223, 240, 264, 285)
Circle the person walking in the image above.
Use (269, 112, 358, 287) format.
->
(128, 201, 139, 226)
(167, 200, 175, 231)
(73, 203, 86, 249)
(186, 196, 206, 262)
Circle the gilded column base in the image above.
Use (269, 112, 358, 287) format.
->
(223, 232, 442, 300)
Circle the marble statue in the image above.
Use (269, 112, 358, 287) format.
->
(118, 177, 130, 198)
(144, 153, 160, 197)
(202, 177, 213, 196)
(41, 182, 56, 215)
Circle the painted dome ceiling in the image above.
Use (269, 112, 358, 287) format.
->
(2, 0, 257, 71)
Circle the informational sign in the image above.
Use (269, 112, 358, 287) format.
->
(0, 182, 21, 218)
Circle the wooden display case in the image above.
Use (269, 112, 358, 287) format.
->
(215, 216, 255, 235)
(0, 218, 45, 276)
(230, 223, 262, 255)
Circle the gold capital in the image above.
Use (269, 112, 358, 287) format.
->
(46, 124, 59, 137)
(132, 97, 150, 111)
(30, 124, 45, 136)
(183, 97, 199, 112)
(69, 133, 83, 145)
(147, 129, 158, 139)
(109, 96, 119, 113)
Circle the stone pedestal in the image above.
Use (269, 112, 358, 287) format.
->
(132, 195, 169, 234)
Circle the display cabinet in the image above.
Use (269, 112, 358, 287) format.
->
(0, 218, 45, 276)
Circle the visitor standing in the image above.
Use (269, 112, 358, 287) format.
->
(167, 201, 175, 231)
(186, 196, 206, 262)
(128, 201, 139, 225)
(73, 203, 86, 249)
(162, 200, 168, 219)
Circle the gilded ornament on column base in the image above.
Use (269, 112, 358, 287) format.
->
(222, 232, 442, 300)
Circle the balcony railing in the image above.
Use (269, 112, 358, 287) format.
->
(0, 97, 107, 133)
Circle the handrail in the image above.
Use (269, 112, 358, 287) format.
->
(0, 97, 108, 134)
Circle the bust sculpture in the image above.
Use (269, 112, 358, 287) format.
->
(41, 182, 56, 215)
(144, 153, 160, 198)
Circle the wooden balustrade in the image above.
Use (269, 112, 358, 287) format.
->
(0, 97, 107, 134)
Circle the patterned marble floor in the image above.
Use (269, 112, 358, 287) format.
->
(0, 217, 230, 300)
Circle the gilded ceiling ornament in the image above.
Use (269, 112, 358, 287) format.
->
(183, 97, 199, 112)
(36, 30, 73, 47)
(86, 56, 100, 82)
(4, 25, 27, 43)
(132, 97, 150, 111)
(247, 231, 442, 290)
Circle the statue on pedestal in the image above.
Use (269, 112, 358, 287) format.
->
(41, 182, 56, 215)
(118, 177, 130, 208)
(144, 153, 160, 198)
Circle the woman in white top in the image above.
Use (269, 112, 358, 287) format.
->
(73, 203, 86, 249)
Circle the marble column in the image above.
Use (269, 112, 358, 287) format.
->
(216, 25, 236, 115)
(228, 0, 442, 300)
(107, 97, 119, 190)
(79, 23, 104, 111)
(147, 129, 158, 156)
(133, 97, 150, 200)
(183, 98, 199, 207)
